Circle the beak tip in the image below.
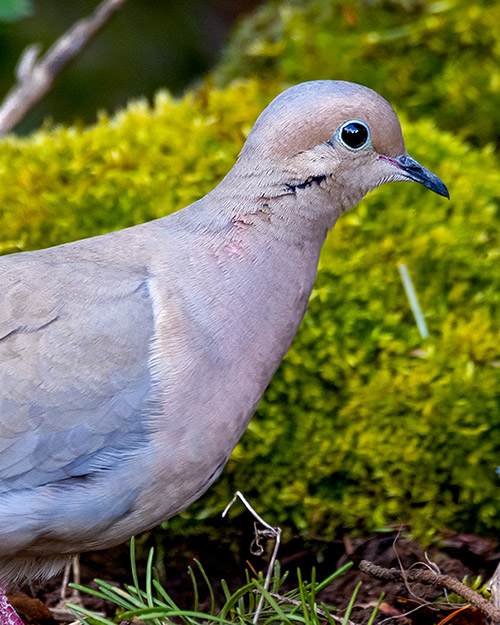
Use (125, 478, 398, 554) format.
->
(437, 183, 450, 200)
(395, 154, 449, 201)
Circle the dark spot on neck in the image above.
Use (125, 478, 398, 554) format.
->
(285, 174, 326, 194)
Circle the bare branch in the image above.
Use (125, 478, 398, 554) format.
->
(0, 0, 128, 136)
(359, 559, 500, 624)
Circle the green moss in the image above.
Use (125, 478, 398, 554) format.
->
(215, 0, 500, 147)
(0, 82, 273, 254)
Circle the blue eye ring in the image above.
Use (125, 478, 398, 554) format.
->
(335, 119, 371, 151)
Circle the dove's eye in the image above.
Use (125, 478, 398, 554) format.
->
(337, 120, 370, 150)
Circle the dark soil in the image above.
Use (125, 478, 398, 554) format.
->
(9, 520, 500, 625)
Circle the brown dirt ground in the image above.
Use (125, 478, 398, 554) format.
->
(8, 520, 499, 625)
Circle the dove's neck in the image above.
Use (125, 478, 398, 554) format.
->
(133, 162, 339, 528)
(201, 158, 342, 245)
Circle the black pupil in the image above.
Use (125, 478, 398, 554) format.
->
(341, 122, 368, 149)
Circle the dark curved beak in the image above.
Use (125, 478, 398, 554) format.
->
(395, 154, 449, 199)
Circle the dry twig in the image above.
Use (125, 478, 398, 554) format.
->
(360, 559, 500, 624)
(0, 0, 127, 135)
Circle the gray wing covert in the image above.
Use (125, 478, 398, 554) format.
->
(0, 249, 156, 493)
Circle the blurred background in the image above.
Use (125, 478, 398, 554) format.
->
(0, 0, 262, 133)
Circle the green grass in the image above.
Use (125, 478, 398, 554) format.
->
(67, 537, 382, 625)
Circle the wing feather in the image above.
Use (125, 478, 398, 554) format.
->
(0, 248, 156, 493)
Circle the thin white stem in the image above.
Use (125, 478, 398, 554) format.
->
(223, 491, 282, 624)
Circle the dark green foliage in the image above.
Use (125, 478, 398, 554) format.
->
(0, 0, 32, 22)
(215, 0, 500, 147)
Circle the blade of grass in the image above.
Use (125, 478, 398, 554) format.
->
(188, 564, 200, 612)
(93, 585, 140, 610)
(297, 569, 311, 625)
(319, 602, 341, 625)
(70, 579, 135, 609)
(313, 563, 354, 593)
(151, 577, 200, 625)
(67, 602, 117, 625)
(219, 581, 257, 619)
(152, 578, 183, 611)
(252, 579, 293, 623)
(366, 592, 384, 625)
(309, 568, 317, 610)
(122, 583, 150, 607)
(120, 607, 237, 623)
(271, 559, 282, 593)
(221, 578, 231, 602)
(272, 568, 289, 595)
(129, 536, 142, 603)
(121, 607, 173, 620)
(342, 581, 361, 625)
(193, 558, 215, 615)
(237, 595, 247, 617)
(146, 547, 155, 608)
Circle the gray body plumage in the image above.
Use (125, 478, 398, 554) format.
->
(0, 81, 448, 587)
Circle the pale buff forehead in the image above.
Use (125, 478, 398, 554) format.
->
(242, 81, 406, 159)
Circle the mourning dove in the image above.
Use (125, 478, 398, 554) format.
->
(0, 80, 448, 622)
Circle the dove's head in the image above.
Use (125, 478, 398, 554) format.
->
(238, 80, 448, 216)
